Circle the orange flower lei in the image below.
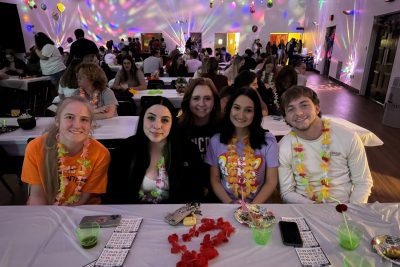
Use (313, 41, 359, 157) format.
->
(79, 88, 99, 107)
(291, 119, 331, 203)
(225, 136, 258, 200)
(54, 139, 91, 205)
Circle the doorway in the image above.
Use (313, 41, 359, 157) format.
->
(323, 26, 336, 76)
(214, 33, 240, 55)
(366, 13, 400, 104)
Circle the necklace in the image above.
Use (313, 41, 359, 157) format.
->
(139, 156, 169, 203)
(225, 136, 257, 200)
(79, 88, 99, 107)
(271, 86, 280, 112)
(168, 217, 235, 266)
(55, 139, 91, 205)
(291, 119, 331, 203)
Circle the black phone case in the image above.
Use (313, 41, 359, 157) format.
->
(279, 221, 303, 247)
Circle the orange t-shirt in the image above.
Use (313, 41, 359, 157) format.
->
(22, 135, 110, 205)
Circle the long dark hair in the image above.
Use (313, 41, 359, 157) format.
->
(34, 32, 55, 50)
(121, 55, 140, 85)
(220, 87, 266, 149)
(135, 96, 178, 171)
(179, 78, 221, 130)
(275, 65, 298, 95)
(234, 70, 257, 89)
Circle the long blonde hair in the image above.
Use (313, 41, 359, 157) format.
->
(43, 96, 94, 204)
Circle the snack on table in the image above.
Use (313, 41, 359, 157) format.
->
(372, 235, 400, 265)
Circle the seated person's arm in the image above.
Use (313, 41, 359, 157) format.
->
(27, 185, 48, 205)
(210, 166, 234, 203)
(94, 104, 116, 120)
(136, 70, 147, 91)
(68, 192, 91, 206)
(347, 134, 373, 203)
(251, 167, 278, 204)
(35, 48, 49, 60)
(111, 72, 127, 90)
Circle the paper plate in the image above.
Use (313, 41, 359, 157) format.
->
(372, 235, 400, 265)
(234, 204, 275, 227)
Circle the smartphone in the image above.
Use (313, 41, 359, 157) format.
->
(279, 221, 303, 247)
(79, 215, 121, 228)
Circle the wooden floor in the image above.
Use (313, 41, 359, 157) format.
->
(1, 72, 399, 205)
(307, 74, 400, 203)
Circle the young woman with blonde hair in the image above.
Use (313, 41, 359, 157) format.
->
(22, 96, 110, 205)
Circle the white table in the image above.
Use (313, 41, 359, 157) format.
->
(0, 203, 397, 267)
(0, 116, 138, 156)
(262, 115, 384, 146)
(132, 89, 183, 108)
(147, 77, 191, 86)
(0, 76, 51, 91)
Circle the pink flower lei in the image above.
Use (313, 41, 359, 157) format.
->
(54, 139, 91, 205)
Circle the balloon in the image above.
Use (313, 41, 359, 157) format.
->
(252, 25, 258, 32)
(41, 3, 47, 10)
(56, 2, 65, 13)
(67, 37, 73, 43)
(26, 24, 34, 32)
(52, 11, 59, 21)
(267, 0, 273, 8)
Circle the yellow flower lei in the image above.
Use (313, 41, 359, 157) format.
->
(54, 139, 91, 205)
(291, 119, 331, 203)
(226, 136, 258, 200)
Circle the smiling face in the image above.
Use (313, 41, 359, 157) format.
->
(230, 95, 255, 130)
(57, 101, 92, 147)
(143, 104, 172, 145)
(189, 85, 214, 124)
(122, 59, 132, 71)
(284, 96, 320, 132)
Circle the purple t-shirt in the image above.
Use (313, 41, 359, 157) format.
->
(205, 132, 279, 202)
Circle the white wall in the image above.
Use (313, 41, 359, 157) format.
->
(3, 0, 307, 55)
(303, 0, 400, 96)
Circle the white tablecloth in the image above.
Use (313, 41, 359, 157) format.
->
(132, 89, 183, 108)
(0, 116, 138, 156)
(262, 115, 384, 146)
(0, 203, 398, 267)
(0, 76, 51, 91)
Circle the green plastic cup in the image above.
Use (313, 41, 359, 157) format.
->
(338, 222, 362, 250)
(250, 223, 274, 245)
(76, 222, 100, 249)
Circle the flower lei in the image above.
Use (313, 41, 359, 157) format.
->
(225, 137, 258, 200)
(139, 156, 169, 203)
(79, 88, 99, 107)
(55, 139, 91, 205)
(168, 218, 235, 267)
(271, 86, 280, 113)
(291, 119, 331, 203)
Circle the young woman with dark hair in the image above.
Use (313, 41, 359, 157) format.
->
(112, 55, 146, 91)
(34, 32, 66, 86)
(233, 70, 269, 116)
(107, 96, 204, 204)
(0, 49, 27, 76)
(179, 78, 222, 202)
(205, 88, 278, 204)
